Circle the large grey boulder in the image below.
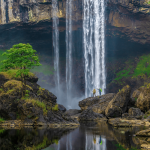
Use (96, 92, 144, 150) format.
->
(105, 85, 131, 118)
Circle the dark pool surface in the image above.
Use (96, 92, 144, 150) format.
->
(0, 121, 147, 150)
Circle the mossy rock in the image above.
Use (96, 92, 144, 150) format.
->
(0, 69, 38, 83)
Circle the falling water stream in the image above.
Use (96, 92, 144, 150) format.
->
(52, 0, 106, 108)
(83, 0, 106, 97)
(66, 0, 73, 106)
(52, 0, 60, 92)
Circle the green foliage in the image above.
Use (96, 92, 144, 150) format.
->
(26, 90, 29, 94)
(132, 54, 150, 77)
(52, 139, 59, 145)
(1, 43, 41, 76)
(52, 104, 58, 111)
(25, 98, 51, 115)
(0, 117, 5, 122)
(113, 54, 150, 82)
(25, 136, 48, 150)
(0, 43, 42, 97)
(0, 129, 5, 134)
(135, 97, 137, 102)
(16, 113, 20, 119)
(147, 1, 150, 4)
(114, 67, 132, 81)
(0, 50, 7, 72)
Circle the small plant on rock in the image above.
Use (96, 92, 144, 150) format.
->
(52, 104, 58, 111)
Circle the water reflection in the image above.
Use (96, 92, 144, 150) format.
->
(0, 122, 145, 150)
(85, 133, 106, 150)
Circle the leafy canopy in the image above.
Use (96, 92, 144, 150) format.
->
(0, 43, 41, 78)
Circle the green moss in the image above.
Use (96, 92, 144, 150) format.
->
(147, 1, 150, 4)
(0, 50, 7, 72)
(113, 54, 150, 82)
(24, 98, 50, 116)
(132, 54, 150, 77)
(114, 67, 132, 81)
(25, 136, 48, 150)
(0, 129, 5, 134)
(52, 139, 59, 145)
(52, 104, 58, 111)
(0, 117, 5, 122)
(0, 69, 35, 80)
(16, 113, 20, 119)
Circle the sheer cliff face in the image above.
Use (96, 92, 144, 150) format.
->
(107, 0, 150, 44)
(1, 0, 150, 44)
(0, 0, 82, 24)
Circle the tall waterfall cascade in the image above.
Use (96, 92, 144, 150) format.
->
(52, 0, 60, 92)
(83, 0, 106, 98)
(66, 0, 73, 104)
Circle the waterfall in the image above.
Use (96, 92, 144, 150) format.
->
(83, 0, 106, 98)
(66, 0, 72, 106)
(52, 0, 60, 92)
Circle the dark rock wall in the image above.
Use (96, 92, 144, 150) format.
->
(0, 0, 150, 94)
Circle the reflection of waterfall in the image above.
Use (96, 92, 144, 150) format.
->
(66, 0, 72, 106)
(52, 0, 60, 92)
(83, 0, 106, 97)
(66, 132, 72, 150)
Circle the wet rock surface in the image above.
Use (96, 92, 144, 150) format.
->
(0, 71, 79, 127)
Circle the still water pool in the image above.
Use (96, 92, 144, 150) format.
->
(0, 122, 145, 150)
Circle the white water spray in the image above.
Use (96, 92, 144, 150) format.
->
(83, 0, 106, 98)
(52, 0, 60, 92)
(66, 0, 72, 104)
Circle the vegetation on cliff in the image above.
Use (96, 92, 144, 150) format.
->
(114, 54, 150, 82)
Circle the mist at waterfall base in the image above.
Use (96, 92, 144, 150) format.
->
(49, 81, 85, 110)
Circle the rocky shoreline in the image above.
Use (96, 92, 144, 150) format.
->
(1, 69, 150, 148)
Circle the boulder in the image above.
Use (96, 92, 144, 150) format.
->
(128, 107, 143, 117)
(37, 88, 57, 107)
(58, 104, 66, 112)
(105, 85, 131, 118)
(91, 93, 116, 115)
(78, 108, 106, 121)
(136, 129, 150, 137)
(135, 84, 150, 112)
(63, 109, 81, 116)
(78, 93, 115, 111)
(130, 89, 141, 106)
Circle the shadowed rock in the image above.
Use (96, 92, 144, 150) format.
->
(105, 85, 131, 118)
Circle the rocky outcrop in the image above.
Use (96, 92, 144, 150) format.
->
(136, 129, 150, 137)
(135, 84, 150, 112)
(78, 93, 115, 111)
(108, 118, 150, 127)
(0, 70, 79, 127)
(78, 109, 107, 121)
(105, 85, 131, 118)
(128, 107, 144, 117)
(58, 104, 66, 112)
(63, 109, 81, 116)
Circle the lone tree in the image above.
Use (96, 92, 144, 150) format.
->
(0, 43, 42, 97)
